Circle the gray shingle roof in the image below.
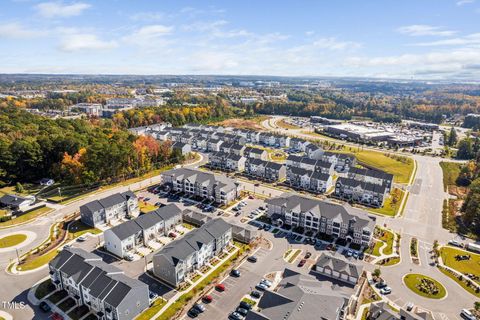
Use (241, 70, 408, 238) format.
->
(315, 252, 363, 278)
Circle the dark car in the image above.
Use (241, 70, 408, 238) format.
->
(231, 269, 241, 277)
(187, 308, 200, 318)
(250, 290, 261, 298)
(375, 281, 387, 289)
(202, 295, 213, 303)
(298, 259, 306, 267)
(305, 252, 312, 259)
(39, 301, 51, 313)
(247, 256, 257, 263)
(239, 301, 253, 310)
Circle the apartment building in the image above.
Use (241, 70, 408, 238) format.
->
(49, 248, 149, 320)
(334, 177, 388, 207)
(266, 194, 376, 247)
(245, 158, 286, 182)
(313, 252, 363, 285)
(161, 168, 239, 205)
(152, 218, 232, 287)
(103, 204, 183, 258)
(80, 192, 139, 228)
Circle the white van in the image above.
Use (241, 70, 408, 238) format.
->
(460, 309, 476, 320)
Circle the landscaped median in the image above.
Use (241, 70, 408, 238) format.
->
(137, 242, 251, 320)
(403, 273, 447, 299)
(10, 218, 101, 273)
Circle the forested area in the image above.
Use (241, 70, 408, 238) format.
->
(456, 160, 480, 237)
(0, 107, 179, 186)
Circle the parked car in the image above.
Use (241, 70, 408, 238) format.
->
(375, 281, 387, 289)
(247, 256, 257, 263)
(461, 309, 476, 320)
(228, 312, 243, 320)
(235, 212, 241, 217)
(39, 301, 51, 313)
(124, 254, 134, 261)
(353, 251, 359, 259)
(236, 307, 249, 317)
(260, 279, 272, 287)
(193, 303, 205, 312)
(149, 291, 158, 300)
(298, 259, 306, 267)
(326, 244, 333, 251)
(255, 283, 268, 291)
(168, 232, 177, 238)
(239, 301, 253, 310)
(347, 249, 353, 257)
(187, 308, 200, 318)
(305, 252, 312, 259)
(202, 295, 213, 303)
(406, 302, 414, 311)
(251, 290, 261, 298)
(449, 240, 464, 248)
(263, 225, 271, 231)
(358, 252, 365, 260)
(215, 284, 226, 292)
(231, 269, 241, 277)
(380, 287, 392, 295)
(77, 235, 87, 242)
(51, 313, 64, 320)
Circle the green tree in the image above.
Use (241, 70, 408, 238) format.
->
(457, 139, 475, 160)
(448, 127, 458, 147)
(15, 182, 24, 193)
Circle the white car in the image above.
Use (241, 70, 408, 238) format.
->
(380, 287, 392, 295)
(77, 235, 87, 242)
(461, 309, 476, 320)
(260, 279, 272, 287)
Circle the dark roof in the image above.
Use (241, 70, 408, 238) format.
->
(0, 194, 30, 206)
(154, 203, 183, 221)
(109, 220, 143, 240)
(134, 211, 163, 229)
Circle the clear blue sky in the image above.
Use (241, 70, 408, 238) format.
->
(1, 0, 479, 79)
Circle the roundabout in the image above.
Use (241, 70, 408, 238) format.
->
(403, 273, 447, 300)
(0, 230, 37, 253)
(0, 234, 27, 248)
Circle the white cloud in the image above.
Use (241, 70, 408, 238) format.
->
(0, 22, 47, 39)
(123, 25, 174, 46)
(312, 37, 361, 50)
(457, 0, 475, 5)
(59, 33, 117, 52)
(130, 12, 166, 22)
(413, 33, 480, 46)
(397, 24, 456, 37)
(35, 1, 91, 18)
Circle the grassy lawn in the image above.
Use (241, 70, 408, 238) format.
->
(439, 161, 463, 192)
(370, 241, 384, 257)
(440, 247, 480, 282)
(182, 223, 195, 230)
(67, 219, 101, 239)
(361, 307, 369, 320)
(17, 248, 60, 271)
(378, 256, 400, 266)
(370, 188, 405, 217)
(438, 267, 480, 298)
(139, 201, 158, 213)
(0, 184, 42, 196)
(379, 229, 394, 255)
(35, 279, 56, 300)
(0, 206, 52, 227)
(269, 149, 287, 161)
(403, 274, 447, 299)
(283, 249, 292, 258)
(0, 234, 27, 248)
(136, 298, 167, 320)
(288, 249, 302, 263)
(0, 209, 8, 217)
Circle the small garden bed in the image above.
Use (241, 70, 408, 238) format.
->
(48, 290, 68, 304)
(58, 297, 76, 312)
(403, 274, 446, 299)
(35, 279, 56, 300)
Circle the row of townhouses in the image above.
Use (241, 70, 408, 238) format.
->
(286, 166, 334, 194)
(80, 192, 139, 228)
(347, 167, 393, 192)
(266, 193, 376, 247)
(161, 168, 239, 205)
(104, 204, 183, 258)
(207, 151, 246, 172)
(334, 178, 388, 208)
(152, 218, 232, 287)
(49, 248, 149, 320)
(244, 158, 286, 182)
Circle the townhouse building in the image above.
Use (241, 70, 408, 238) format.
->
(286, 166, 333, 194)
(161, 168, 239, 205)
(206, 138, 223, 152)
(286, 155, 335, 175)
(305, 143, 324, 159)
(171, 141, 191, 155)
(289, 137, 312, 152)
(245, 158, 286, 182)
(266, 194, 376, 247)
(152, 218, 232, 287)
(80, 192, 139, 228)
(104, 204, 183, 258)
(347, 167, 393, 192)
(243, 146, 268, 160)
(320, 152, 356, 172)
(49, 248, 149, 320)
(334, 177, 388, 207)
(207, 151, 246, 172)
(313, 252, 363, 285)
